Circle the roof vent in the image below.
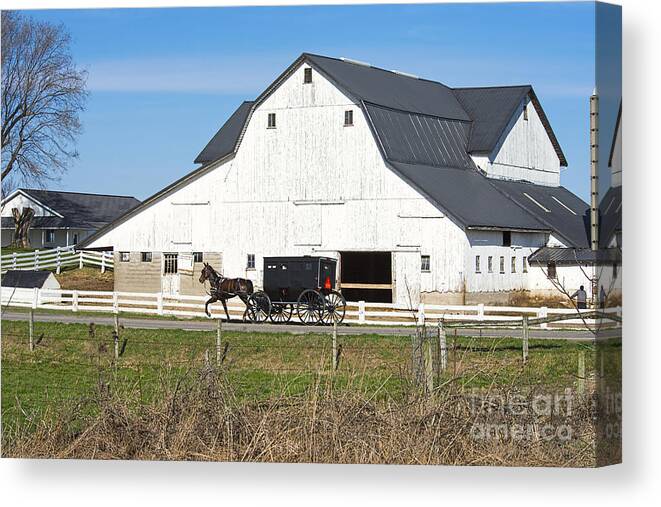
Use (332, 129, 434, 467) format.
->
(340, 57, 371, 67)
(392, 70, 419, 79)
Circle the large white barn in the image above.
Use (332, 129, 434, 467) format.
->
(80, 53, 591, 306)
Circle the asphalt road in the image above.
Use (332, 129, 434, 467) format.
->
(0, 310, 613, 341)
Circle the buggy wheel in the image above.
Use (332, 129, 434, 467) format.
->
(269, 303, 293, 324)
(322, 290, 346, 325)
(297, 289, 324, 325)
(246, 291, 271, 323)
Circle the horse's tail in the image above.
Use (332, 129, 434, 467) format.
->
(246, 279, 254, 295)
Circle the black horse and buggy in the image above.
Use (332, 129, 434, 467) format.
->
(199, 256, 346, 325)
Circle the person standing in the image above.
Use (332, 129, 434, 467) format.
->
(571, 285, 588, 309)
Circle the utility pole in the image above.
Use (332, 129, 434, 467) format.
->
(589, 91, 600, 306)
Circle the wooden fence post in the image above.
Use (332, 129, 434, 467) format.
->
(358, 300, 366, 324)
(437, 319, 447, 374)
(423, 330, 434, 394)
(56, 246, 61, 274)
(577, 350, 586, 396)
(538, 306, 548, 329)
(29, 308, 34, 352)
(522, 315, 530, 364)
(113, 330, 119, 360)
(72, 290, 79, 312)
(417, 302, 426, 327)
(477, 303, 485, 321)
(113, 291, 119, 315)
(157, 292, 164, 316)
(101, 252, 106, 273)
(332, 321, 338, 371)
(79, 251, 83, 269)
(34, 249, 40, 270)
(12, 251, 17, 269)
(216, 318, 222, 366)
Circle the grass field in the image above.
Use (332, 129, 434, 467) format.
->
(1, 318, 621, 465)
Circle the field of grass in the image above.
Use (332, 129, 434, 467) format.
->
(1, 319, 598, 432)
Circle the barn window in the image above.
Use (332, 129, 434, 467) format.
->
(499, 256, 505, 274)
(267, 113, 276, 128)
(247, 253, 255, 270)
(72, 233, 79, 244)
(523, 104, 529, 121)
(164, 253, 178, 274)
(488, 256, 493, 273)
(523, 256, 528, 273)
(475, 255, 481, 273)
(193, 252, 203, 263)
(344, 109, 354, 126)
(502, 231, 511, 247)
(303, 67, 312, 83)
(120, 252, 130, 262)
(547, 261, 557, 279)
(45, 230, 55, 243)
(511, 256, 516, 273)
(421, 255, 430, 272)
(141, 252, 152, 262)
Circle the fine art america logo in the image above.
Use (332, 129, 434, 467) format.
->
(468, 390, 575, 443)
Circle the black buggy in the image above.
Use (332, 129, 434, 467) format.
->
(245, 256, 346, 325)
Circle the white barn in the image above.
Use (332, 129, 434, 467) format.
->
(80, 53, 591, 306)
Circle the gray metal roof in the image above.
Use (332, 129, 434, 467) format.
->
(487, 179, 590, 248)
(1, 269, 54, 288)
(366, 103, 474, 169)
(194, 101, 254, 165)
(1, 189, 140, 230)
(388, 162, 549, 231)
(528, 247, 621, 265)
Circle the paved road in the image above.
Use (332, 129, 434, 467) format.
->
(0, 310, 614, 341)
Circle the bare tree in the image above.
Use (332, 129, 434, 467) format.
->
(1, 11, 88, 194)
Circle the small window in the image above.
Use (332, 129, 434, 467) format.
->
(193, 252, 203, 263)
(475, 255, 481, 274)
(511, 256, 516, 273)
(344, 109, 354, 126)
(488, 256, 493, 273)
(523, 104, 529, 121)
(499, 256, 505, 274)
(247, 253, 255, 270)
(267, 113, 276, 128)
(421, 255, 430, 272)
(45, 230, 55, 243)
(303, 67, 312, 83)
(72, 233, 79, 244)
(120, 252, 130, 262)
(523, 256, 528, 273)
(547, 261, 557, 279)
(141, 252, 152, 262)
(164, 253, 178, 274)
(502, 231, 511, 247)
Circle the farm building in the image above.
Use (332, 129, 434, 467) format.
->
(1, 269, 60, 305)
(80, 53, 592, 306)
(1, 189, 140, 249)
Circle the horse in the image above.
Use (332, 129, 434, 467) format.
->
(199, 262, 254, 321)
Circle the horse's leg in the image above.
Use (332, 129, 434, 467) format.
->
(238, 294, 250, 322)
(205, 296, 217, 317)
(221, 298, 231, 322)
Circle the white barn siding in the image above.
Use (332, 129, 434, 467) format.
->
(471, 97, 561, 186)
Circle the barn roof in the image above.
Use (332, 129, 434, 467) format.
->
(528, 247, 621, 266)
(194, 101, 254, 165)
(1, 189, 140, 230)
(1, 269, 54, 288)
(599, 185, 622, 248)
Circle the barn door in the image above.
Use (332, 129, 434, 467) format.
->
(393, 251, 420, 308)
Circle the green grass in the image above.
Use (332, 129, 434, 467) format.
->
(1, 319, 604, 435)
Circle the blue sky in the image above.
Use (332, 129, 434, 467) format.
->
(22, 2, 619, 201)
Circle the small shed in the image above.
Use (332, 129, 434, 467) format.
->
(1, 269, 60, 305)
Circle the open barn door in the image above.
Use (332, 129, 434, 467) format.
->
(339, 251, 392, 303)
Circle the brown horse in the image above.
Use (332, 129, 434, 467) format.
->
(199, 263, 254, 321)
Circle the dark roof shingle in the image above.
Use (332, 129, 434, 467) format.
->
(1, 270, 55, 288)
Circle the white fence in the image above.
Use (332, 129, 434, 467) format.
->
(0, 287, 622, 329)
(0, 246, 113, 274)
